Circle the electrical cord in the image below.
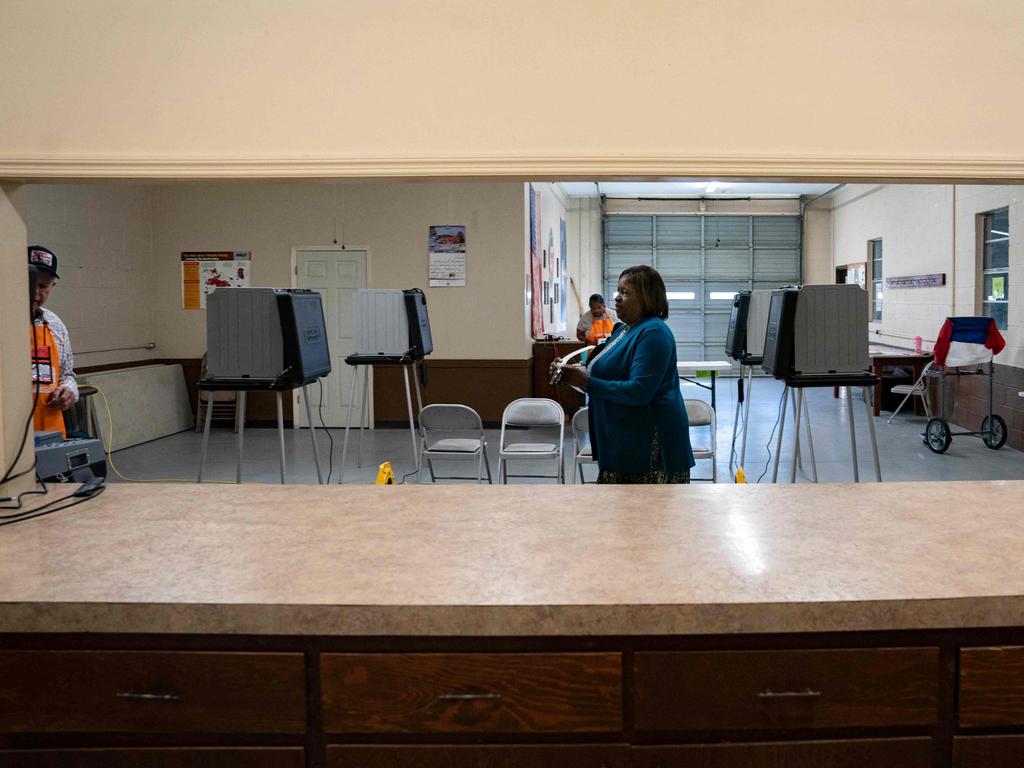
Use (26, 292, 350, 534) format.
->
(0, 485, 106, 527)
(0, 474, 48, 510)
(756, 388, 788, 484)
(318, 379, 334, 484)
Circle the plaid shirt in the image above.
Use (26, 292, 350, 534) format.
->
(34, 308, 79, 405)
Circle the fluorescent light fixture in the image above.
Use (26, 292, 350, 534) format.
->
(666, 291, 696, 300)
(710, 291, 738, 300)
(990, 229, 1009, 236)
(704, 181, 724, 195)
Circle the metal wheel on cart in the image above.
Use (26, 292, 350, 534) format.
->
(924, 418, 952, 454)
(981, 414, 1008, 450)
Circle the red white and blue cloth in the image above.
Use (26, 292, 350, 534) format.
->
(933, 317, 1006, 367)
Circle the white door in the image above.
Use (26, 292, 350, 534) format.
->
(294, 249, 368, 428)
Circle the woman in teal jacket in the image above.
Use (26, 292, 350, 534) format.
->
(555, 265, 695, 483)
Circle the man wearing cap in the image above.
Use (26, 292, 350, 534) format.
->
(28, 246, 78, 436)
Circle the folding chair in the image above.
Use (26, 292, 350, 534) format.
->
(887, 360, 934, 424)
(418, 404, 493, 484)
(685, 399, 717, 483)
(498, 398, 565, 483)
(571, 407, 597, 483)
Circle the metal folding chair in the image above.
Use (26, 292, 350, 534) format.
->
(498, 398, 565, 483)
(571, 407, 597, 483)
(887, 360, 934, 424)
(418, 404, 492, 484)
(685, 399, 717, 483)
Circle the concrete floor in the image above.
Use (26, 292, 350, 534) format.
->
(108, 378, 1024, 486)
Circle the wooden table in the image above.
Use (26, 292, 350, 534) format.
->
(833, 345, 932, 417)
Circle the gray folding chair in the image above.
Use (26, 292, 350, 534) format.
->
(418, 404, 492, 484)
(685, 399, 717, 483)
(571, 407, 597, 483)
(887, 360, 934, 424)
(498, 398, 565, 483)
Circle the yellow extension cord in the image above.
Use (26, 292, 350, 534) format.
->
(92, 384, 238, 484)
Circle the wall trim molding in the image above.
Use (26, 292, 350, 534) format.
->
(3, 154, 1024, 181)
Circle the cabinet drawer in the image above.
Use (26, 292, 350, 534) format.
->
(633, 738, 933, 768)
(321, 652, 622, 733)
(327, 745, 629, 767)
(0, 748, 304, 768)
(0, 651, 306, 733)
(959, 646, 1024, 727)
(634, 648, 938, 731)
(954, 736, 1024, 767)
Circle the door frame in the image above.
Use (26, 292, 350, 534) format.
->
(290, 245, 372, 429)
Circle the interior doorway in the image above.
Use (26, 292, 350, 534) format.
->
(293, 247, 368, 428)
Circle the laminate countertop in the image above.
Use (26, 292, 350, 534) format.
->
(1, 481, 1022, 636)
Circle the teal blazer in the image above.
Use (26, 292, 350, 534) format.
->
(587, 316, 696, 474)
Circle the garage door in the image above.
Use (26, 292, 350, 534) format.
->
(603, 214, 802, 369)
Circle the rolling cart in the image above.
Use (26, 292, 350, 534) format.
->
(923, 362, 1007, 453)
(922, 316, 1007, 454)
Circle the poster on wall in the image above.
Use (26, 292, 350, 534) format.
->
(529, 185, 544, 337)
(428, 225, 467, 287)
(181, 251, 251, 310)
(559, 217, 568, 327)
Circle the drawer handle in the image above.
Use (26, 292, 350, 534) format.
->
(436, 693, 503, 701)
(115, 691, 181, 702)
(757, 688, 822, 699)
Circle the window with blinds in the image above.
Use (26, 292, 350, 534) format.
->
(603, 214, 802, 366)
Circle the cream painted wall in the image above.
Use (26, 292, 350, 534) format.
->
(829, 184, 1024, 368)
(2, 1, 1023, 179)
(0, 184, 33, 497)
(9, 185, 157, 368)
(151, 181, 528, 360)
(566, 196, 603, 335)
(802, 198, 833, 285)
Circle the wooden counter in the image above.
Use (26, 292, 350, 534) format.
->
(2, 481, 1023, 767)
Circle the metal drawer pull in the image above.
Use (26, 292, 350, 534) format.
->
(757, 688, 822, 699)
(115, 691, 181, 701)
(436, 693, 502, 701)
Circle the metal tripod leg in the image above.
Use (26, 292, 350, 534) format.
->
(357, 365, 369, 468)
(403, 365, 420, 476)
(236, 391, 247, 484)
(864, 385, 882, 482)
(802, 389, 818, 483)
(791, 387, 803, 469)
(276, 391, 286, 484)
(197, 389, 214, 483)
(772, 386, 789, 483)
(791, 388, 804, 484)
(302, 384, 324, 485)
(339, 365, 359, 484)
(846, 386, 860, 483)
(739, 365, 753, 470)
(729, 372, 742, 472)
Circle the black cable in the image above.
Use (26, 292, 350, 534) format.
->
(0, 485, 105, 527)
(318, 379, 334, 484)
(756, 388, 787, 484)
(0, 475, 48, 510)
(398, 467, 419, 484)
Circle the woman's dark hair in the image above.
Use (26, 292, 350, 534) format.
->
(588, 293, 605, 307)
(619, 265, 669, 320)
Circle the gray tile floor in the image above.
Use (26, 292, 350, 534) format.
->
(108, 378, 1024, 486)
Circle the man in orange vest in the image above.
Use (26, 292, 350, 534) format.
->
(29, 246, 78, 437)
(576, 293, 618, 345)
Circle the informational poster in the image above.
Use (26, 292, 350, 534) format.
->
(528, 185, 543, 337)
(181, 251, 251, 309)
(559, 217, 568, 327)
(428, 225, 466, 287)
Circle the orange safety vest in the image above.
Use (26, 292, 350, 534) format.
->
(586, 316, 615, 345)
(30, 323, 66, 437)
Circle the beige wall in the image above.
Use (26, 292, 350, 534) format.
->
(566, 196, 603, 334)
(802, 197, 833, 285)
(152, 181, 528, 360)
(2, 1, 1023, 179)
(9, 185, 157, 368)
(0, 184, 33, 497)
(828, 184, 1023, 368)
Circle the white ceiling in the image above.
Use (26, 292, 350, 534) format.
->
(558, 181, 839, 198)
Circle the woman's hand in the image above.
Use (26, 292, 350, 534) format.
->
(558, 364, 590, 391)
(548, 357, 563, 379)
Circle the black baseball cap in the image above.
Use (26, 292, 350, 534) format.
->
(28, 245, 60, 279)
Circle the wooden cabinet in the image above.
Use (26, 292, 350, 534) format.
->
(633, 738, 934, 768)
(953, 736, 1024, 767)
(0, 748, 304, 767)
(634, 648, 939, 731)
(321, 652, 622, 734)
(0, 651, 306, 733)
(959, 646, 1024, 727)
(326, 745, 630, 768)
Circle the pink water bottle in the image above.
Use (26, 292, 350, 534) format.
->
(914, 336, 923, 354)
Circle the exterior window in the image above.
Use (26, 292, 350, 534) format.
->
(870, 239, 883, 321)
(982, 208, 1009, 330)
